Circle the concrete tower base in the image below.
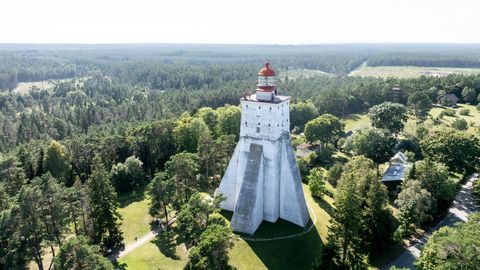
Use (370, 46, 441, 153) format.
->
(217, 132, 310, 235)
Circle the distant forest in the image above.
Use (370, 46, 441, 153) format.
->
(2, 44, 480, 90)
(1, 44, 480, 155)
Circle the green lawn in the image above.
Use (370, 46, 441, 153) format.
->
(343, 113, 370, 132)
(350, 65, 480, 79)
(119, 239, 188, 270)
(405, 104, 480, 136)
(118, 193, 152, 245)
(118, 184, 333, 270)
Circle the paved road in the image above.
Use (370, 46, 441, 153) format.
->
(382, 173, 478, 270)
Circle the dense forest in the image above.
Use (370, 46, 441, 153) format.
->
(1, 44, 480, 270)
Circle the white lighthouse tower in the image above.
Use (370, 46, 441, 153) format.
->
(216, 63, 310, 235)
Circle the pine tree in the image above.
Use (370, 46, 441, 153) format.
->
(17, 185, 46, 270)
(87, 155, 124, 254)
(148, 172, 175, 227)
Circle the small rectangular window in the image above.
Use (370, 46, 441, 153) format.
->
(256, 127, 260, 133)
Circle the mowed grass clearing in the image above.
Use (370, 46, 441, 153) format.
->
(404, 104, 480, 135)
(118, 184, 333, 270)
(350, 65, 480, 78)
(343, 113, 370, 132)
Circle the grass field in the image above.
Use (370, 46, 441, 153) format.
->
(277, 68, 334, 81)
(12, 77, 87, 94)
(343, 113, 371, 132)
(119, 197, 153, 245)
(350, 65, 480, 78)
(118, 184, 333, 270)
(404, 104, 480, 135)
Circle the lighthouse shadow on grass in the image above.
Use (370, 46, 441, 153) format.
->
(221, 211, 323, 270)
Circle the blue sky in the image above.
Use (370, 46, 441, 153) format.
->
(1, 0, 479, 43)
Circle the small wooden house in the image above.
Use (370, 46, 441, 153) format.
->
(437, 93, 459, 107)
(382, 151, 410, 182)
(295, 142, 320, 158)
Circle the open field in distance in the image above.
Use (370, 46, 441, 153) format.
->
(350, 65, 480, 78)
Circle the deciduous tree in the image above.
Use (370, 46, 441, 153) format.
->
(343, 127, 396, 164)
(368, 102, 407, 135)
(420, 128, 480, 173)
(304, 114, 344, 147)
(53, 236, 114, 270)
(416, 213, 480, 270)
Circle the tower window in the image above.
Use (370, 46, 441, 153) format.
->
(256, 127, 260, 133)
(270, 107, 272, 111)
(245, 121, 248, 126)
(268, 124, 271, 127)
(258, 106, 261, 109)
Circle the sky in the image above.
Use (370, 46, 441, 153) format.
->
(1, 0, 479, 44)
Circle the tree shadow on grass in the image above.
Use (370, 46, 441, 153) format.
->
(313, 197, 335, 218)
(151, 229, 180, 260)
(117, 187, 147, 208)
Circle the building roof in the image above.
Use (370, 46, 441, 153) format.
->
(382, 163, 410, 182)
(390, 151, 408, 164)
(258, 62, 276, 76)
(296, 142, 319, 150)
(438, 93, 459, 102)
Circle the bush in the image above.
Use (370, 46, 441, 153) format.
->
(337, 138, 346, 150)
(111, 156, 145, 192)
(326, 162, 343, 187)
(451, 118, 468, 130)
(459, 108, 470, 115)
(440, 109, 456, 118)
(473, 178, 480, 204)
(297, 157, 310, 181)
(324, 189, 334, 198)
(308, 168, 326, 198)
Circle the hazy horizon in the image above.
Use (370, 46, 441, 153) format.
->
(1, 0, 480, 44)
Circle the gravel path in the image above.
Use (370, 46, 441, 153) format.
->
(382, 173, 478, 270)
(115, 218, 176, 259)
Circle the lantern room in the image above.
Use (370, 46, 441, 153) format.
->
(256, 62, 277, 101)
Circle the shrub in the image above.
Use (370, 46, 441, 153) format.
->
(440, 109, 456, 117)
(297, 157, 310, 181)
(459, 108, 470, 115)
(315, 147, 334, 164)
(326, 162, 343, 187)
(308, 168, 326, 198)
(451, 118, 468, 130)
(337, 138, 346, 150)
(473, 178, 480, 204)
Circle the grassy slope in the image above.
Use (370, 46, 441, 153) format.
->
(350, 65, 480, 79)
(118, 184, 334, 270)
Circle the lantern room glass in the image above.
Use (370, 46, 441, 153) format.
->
(258, 76, 275, 86)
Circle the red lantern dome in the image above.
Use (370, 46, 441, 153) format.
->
(258, 62, 276, 76)
(256, 62, 276, 94)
